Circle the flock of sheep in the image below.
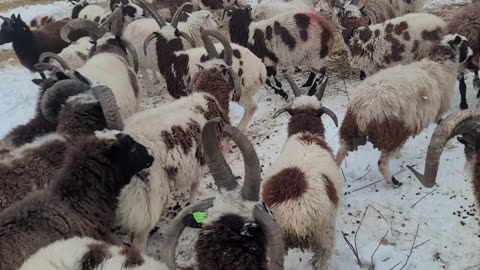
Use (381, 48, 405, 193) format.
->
(0, 0, 479, 268)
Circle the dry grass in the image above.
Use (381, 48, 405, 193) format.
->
(0, 0, 56, 12)
(0, 50, 19, 68)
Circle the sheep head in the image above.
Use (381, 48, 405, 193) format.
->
(160, 117, 284, 270)
(437, 34, 473, 64)
(273, 69, 338, 127)
(0, 14, 30, 45)
(332, 1, 369, 31)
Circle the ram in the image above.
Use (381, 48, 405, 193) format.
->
(407, 109, 480, 207)
(334, 0, 396, 26)
(19, 236, 168, 270)
(261, 73, 341, 270)
(445, 1, 480, 109)
(336, 34, 472, 187)
(333, 10, 446, 79)
(96, 30, 242, 251)
(0, 130, 153, 270)
(160, 118, 284, 270)
(226, 6, 334, 99)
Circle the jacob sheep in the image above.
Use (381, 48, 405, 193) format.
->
(161, 117, 285, 270)
(445, 1, 480, 109)
(0, 130, 154, 270)
(225, 6, 334, 99)
(335, 34, 473, 187)
(407, 109, 480, 207)
(333, 9, 446, 79)
(96, 30, 242, 250)
(334, 0, 396, 26)
(29, 16, 55, 30)
(262, 73, 341, 270)
(251, 0, 320, 21)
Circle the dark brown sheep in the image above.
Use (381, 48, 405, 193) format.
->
(0, 131, 154, 270)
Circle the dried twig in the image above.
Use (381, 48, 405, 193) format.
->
(343, 80, 350, 101)
(351, 179, 383, 193)
(341, 168, 347, 183)
(413, 239, 431, 250)
(411, 189, 437, 208)
(390, 260, 403, 270)
(353, 168, 372, 182)
(465, 263, 480, 270)
(399, 224, 420, 270)
(342, 231, 363, 267)
(369, 230, 389, 270)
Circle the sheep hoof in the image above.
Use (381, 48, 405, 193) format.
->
(460, 102, 469, 110)
(391, 177, 402, 188)
(359, 71, 366, 80)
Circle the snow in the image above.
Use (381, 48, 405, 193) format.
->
(1, 0, 480, 269)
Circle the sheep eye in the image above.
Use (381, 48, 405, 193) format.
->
(130, 145, 136, 152)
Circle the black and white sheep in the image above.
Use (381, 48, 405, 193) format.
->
(0, 83, 126, 212)
(262, 74, 341, 270)
(336, 34, 473, 187)
(19, 236, 168, 270)
(251, 0, 320, 21)
(334, 0, 396, 26)
(92, 30, 241, 251)
(0, 130, 154, 270)
(160, 117, 285, 270)
(333, 8, 446, 79)
(445, 1, 480, 109)
(225, 6, 334, 99)
(407, 109, 480, 207)
(0, 14, 87, 73)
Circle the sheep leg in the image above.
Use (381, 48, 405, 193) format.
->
(130, 227, 150, 251)
(473, 69, 480, 98)
(266, 77, 288, 100)
(378, 151, 402, 187)
(311, 224, 335, 270)
(336, 144, 348, 166)
(458, 72, 468, 109)
(237, 94, 258, 131)
(301, 72, 316, 88)
(152, 70, 161, 84)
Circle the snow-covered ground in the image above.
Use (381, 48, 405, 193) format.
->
(0, 0, 479, 269)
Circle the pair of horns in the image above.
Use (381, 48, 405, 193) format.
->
(133, 0, 191, 28)
(160, 117, 284, 269)
(222, 0, 238, 20)
(37, 53, 124, 130)
(408, 109, 480, 188)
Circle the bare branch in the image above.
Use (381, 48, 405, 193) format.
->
(411, 189, 437, 208)
(353, 168, 372, 182)
(343, 80, 350, 101)
(413, 239, 431, 250)
(369, 231, 389, 270)
(390, 260, 402, 270)
(342, 231, 363, 267)
(351, 179, 383, 193)
(399, 224, 420, 270)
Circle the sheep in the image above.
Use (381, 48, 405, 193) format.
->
(335, 34, 473, 187)
(407, 109, 480, 207)
(71, 0, 91, 19)
(160, 117, 285, 270)
(0, 15, 87, 73)
(19, 236, 168, 270)
(334, 0, 396, 26)
(92, 30, 241, 251)
(143, 0, 231, 23)
(225, 6, 334, 99)
(251, 0, 320, 21)
(29, 15, 55, 30)
(0, 83, 127, 212)
(333, 9, 446, 79)
(444, 1, 480, 109)
(0, 129, 154, 270)
(261, 73, 341, 270)
(388, 0, 425, 15)
(110, 0, 146, 22)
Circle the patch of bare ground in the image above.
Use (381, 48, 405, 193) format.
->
(425, 2, 468, 20)
(0, 50, 19, 68)
(0, 0, 55, 12)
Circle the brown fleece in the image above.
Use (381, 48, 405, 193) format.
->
(262, 167, 308, 206)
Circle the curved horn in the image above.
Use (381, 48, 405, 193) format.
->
(160, 197, 215, 270)
(408, 109, 480, 187)
(315, 74, 328, 101)
(187, 71, 201, 93)
(228, 67, 241, 102)
(273, 102, 293, 119)
(132, 0, 166, 28)
(61, 18, 106, 42)
(202, 30, 233, 66)
(223, 124, 261, 201)
(100, 7, 123, 35)
(178, 30, 196, 48)
(253, 204, 285, 270)
(171, 2, 192, 28)
(361, 7, 377, 25)
(201, 30, 219, 60)
(320, 106, 338, 127)
(34, 63, 61, 72)
(121, 37, 139, 73)
(91, 85, 124, 130)
(284, 74, 302, 97)
(202, 117, 239, 190)
(143, 32, 157, 56)
(39, 52, 71, 70)
(40, 79, 91, 123)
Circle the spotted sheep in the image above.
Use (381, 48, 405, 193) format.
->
(125, 0, 216, 91)
(260, 73, 341, 270)
(160, 118, 285, 270)
(336, 34, 473, 187)
(0, 130, 154, 270)
(334, 0, 396, 26)
(444, 1, 480, 109)
(333, 5, 446, 80)
(407, 109, 480, 209)
(72, 0, 144, 25)
(91, 31, 242, 251)
(225, 5, 334, 100)
(250, 0, 320, 21)
(19, 236, 168, 270)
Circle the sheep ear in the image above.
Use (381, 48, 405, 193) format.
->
(186, 12, 191, 17)
(196, 64, 205, 71)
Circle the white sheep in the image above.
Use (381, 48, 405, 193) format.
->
(261, 74, 341, 270)
(336, 34, 473, 187)
(251, 0, 319, 21)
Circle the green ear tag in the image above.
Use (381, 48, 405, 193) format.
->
(193, 211, 208, 224)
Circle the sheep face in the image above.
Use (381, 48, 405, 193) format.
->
(458, 133, 480, 171)
(188, 11, 218, 31)
(333, 2, 369, 33)
(196, 214, 268, 270)
(0, 14, 30, 45)
(441, 34, 473, 64)
(111, 0, 146, 19)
